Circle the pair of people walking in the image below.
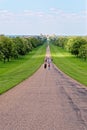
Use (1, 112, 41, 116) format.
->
(44, 57, 51, 70)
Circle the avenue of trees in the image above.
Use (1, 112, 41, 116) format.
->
(0, 35, 47, 63)
(50, 36, 87, 60)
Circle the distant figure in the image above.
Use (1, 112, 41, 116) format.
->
(44, 56, 51, 70)
(48, 63, 50, 70)
(47, 57, 51, 64)
(44, 57, 47, 69)
(44, 63, 47, 69)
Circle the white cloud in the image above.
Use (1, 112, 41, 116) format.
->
(49, 8, 87, 20)
(0, 9, 86, 35)
(23, 10, 34, 16)
(23, 10, 45, 17)
(0, 10, 15, 22)
(0, 8, 86, 22)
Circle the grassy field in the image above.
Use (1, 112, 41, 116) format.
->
(50, 44, 87, 86)
(0, 44, 46, 94)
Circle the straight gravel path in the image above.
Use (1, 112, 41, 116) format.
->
(0, 46, 87, 130)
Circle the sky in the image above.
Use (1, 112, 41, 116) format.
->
(0, 0, 87, 35)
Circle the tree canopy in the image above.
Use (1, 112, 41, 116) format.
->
(0, 35, 47, 63)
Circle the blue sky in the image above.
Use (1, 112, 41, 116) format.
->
(0, 0, 87, 35)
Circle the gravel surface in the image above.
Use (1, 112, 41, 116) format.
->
(0, 46, 87, 130)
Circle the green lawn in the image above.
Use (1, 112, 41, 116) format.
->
(50, 44, 87, 86)
(0, 44, 46, 94)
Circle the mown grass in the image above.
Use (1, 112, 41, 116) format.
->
(50, 44, 87, 86)
(0, 44, 46, 94)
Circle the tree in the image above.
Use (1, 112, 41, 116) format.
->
(0, 35, 45, 63)
(0, 36, 15, 62)
(13, 37, 28, 56)
(79, 44, 87, 60)
(66, 37, 87, 57)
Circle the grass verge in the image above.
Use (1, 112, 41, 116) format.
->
(50, 44, 87, 86)
(0, 44, 46, 94)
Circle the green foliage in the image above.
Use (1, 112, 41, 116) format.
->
(51, 35, 87, 61)
(13, 37, 28, 55)
(50, 43, 87, 86)
(0, 35, 46, 63)
(0, 44, 46, 94)
(50, 36, 68, 48)
(57, 37, 68, 48)
(66, 37, 87, 56)
(0, 36, 15, 62)
(79, 44, 87, 60)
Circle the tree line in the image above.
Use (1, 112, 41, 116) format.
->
(0, 35, 47, 63)
(50, 36, 87, 60)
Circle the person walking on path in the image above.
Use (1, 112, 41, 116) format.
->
(44, 62, 47, 69)
(44, 57, 47, 69)
(47, 57, 51, 70)
(48, 63, 50, 70)
(44, 57, 51, 70)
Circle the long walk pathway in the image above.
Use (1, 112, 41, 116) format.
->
(0, 46, 87, 130)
